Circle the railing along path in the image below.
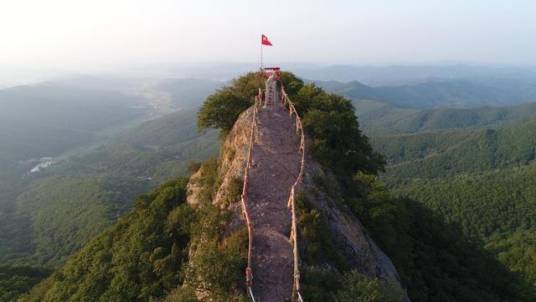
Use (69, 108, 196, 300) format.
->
(240, 89, 262, 301)
(241, 87, 305, 302)
(281, 88, 305, 302)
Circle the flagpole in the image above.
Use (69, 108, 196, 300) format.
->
(260, 43, 263, 69)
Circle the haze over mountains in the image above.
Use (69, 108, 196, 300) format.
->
(2, 64, 536, 301)
(3, 0, 536, 299)
(0, 77, 220, 268)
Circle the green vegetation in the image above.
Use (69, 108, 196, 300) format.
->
(20, 156, 247, 301)
(199, 72, 384, 180)
(0, 108, 219, 268)
(292, 83, 385, 180)
(20, 178, 192, 301)
(181, 158, 247, 301)
(197, 89, 254, 133)
(0, 266, 49, 302)
(391, 164, 536, 284)
(301, 267, 403, 302)
(360, 178, 533, 301)
(0, 84, 148, 162)
(196, 72, 533, 301)
(392, 165, 536, 238)
(299, 170, 532, 301)
(0, 82, 220, 299)
(319, 78, 536, 109)
(487, 230, 536, 285)
(9, 71, 536, 301)
(369, 107, 536, 299)
(198, 72, 265, 132)
(14, 176, 141, 267)
(296, 193, 348, 272)
(297, 191, 404, 302)
(374, 117, 536, 179)
(246, 73, 529, 301)
(334, 271, 403, 302)
(352, 99, 536, 136)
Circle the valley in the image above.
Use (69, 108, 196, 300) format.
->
(346, 94, 536, 289)
(0, 77, 221, 300)
(2, 67, 536, 301)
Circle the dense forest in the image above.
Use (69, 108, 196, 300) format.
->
(350, 98, 536, 136)
(366, 100, 536, 297)
(391, 164, 536, 286)
(0, 109, 218, 269)
(319, 77, 536, 108)
(4, 71, 536, 301)
(374, 117, 536, 179)
(0, 80, 221, 300)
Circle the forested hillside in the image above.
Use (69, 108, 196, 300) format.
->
(373, 109, 536, 292)
(0, 84, 148, 162)
(0, 79, 221, 300)
(0, 109, 218, 268)
(19, 72, 534, 302)
(352, 99, 536, 135)
(374, 117, 536, 178)
(392, 163, 536, 286)
(319, 77, 536, 108)
(0, 266, 49, 302)
(297, 64, 536, 85)
(19, 178, 197, 301)
(4, 71, 536, 301)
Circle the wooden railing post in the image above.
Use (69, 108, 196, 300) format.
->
(281, 88, 306, 301)
(241, 90, 264, 301)
(242, 87, 306, 301)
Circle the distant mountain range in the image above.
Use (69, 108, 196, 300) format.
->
(318, 77, 536, 109)
(297, 64, 536, 85)
(352, 99, 536, 135)
(3, 68, 536, 300)
(375, 117, 536, 177)
(0, 78, 220, 271)
(367, 99, 536, 290)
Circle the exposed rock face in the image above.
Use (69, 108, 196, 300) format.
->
(187, 105, 409, 300)
(187, 107, 252, 208)
(301, 159, 405, 288)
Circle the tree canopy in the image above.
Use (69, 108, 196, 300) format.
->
(197, 72, 384, 179)
(197, 72, 265, 132)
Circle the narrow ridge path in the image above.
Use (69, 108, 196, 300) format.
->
(247, 99, 301, 301)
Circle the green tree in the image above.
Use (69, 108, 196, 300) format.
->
(197, 72, 265, 133)
(197, 89, 253, 133)
(197, 71, 304, 133)
(293, 83, 385, 180)
(334, 271, 403, 302)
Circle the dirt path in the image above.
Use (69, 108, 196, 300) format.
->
(247, 100, 302, 301)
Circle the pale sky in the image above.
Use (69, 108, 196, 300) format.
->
(1, 0, 536, 73)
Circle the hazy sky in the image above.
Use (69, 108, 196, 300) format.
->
(1, 0, 536, 72)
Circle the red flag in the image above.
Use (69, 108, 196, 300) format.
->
(261, 34, 272, 46)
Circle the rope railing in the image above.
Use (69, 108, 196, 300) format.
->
(281, 88, 306, 302)
(241, 86, 304, 302)
(241, 89, 262, 301)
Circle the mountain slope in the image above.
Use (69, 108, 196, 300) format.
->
(297, 64, 536, 85)
(319, 78, 536, 109)
(0, 84, 148, 162)
(0, 109, 218, 269)
(15, 72, 535, 302)
(20, 178, 193, 302)
(353, 99, 536, 135)
(392, 163, 536, 287)
(375, 116, 536, 292)
(374, 117, 536, 179)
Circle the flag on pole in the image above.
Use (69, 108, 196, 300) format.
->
(261, 34, 272, 46)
